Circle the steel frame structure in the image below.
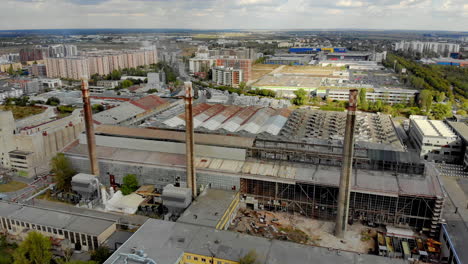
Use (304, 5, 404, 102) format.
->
(240, 178, 442, 234)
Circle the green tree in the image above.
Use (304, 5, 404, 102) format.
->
(7, 64, 14, 75)
(110, 70, 121, 80)
(358, 88, 368, 110)
(90, 246, 112, 264)
(46, 97, 61, 106)
(92, 104, 105, 113)
(292, 88, 308, 106)
(430, 103, 452, 120)
(456, 110, 467, 116)
(121, 79, 133, 89)
(239, 250, 259, 264)
(238, 82, 247, 93)
(434, 92, 446, 103)
(13, 231, 52, 264)
(121, 174, 139, 195)
(51, 153, 76, 192)
(147, 89, 158, 94)
(419, 90, 433, 112)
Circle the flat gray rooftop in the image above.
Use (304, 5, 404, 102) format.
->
(0, 202, 115, 236)
(105, 219, 408, 264)
(177, 189, 237, 228)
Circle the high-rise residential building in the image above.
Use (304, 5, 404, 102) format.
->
(45, 57, 89, 80)
(215, 58, 252, 83)
(44, 47, 158, 79)
(394, 41, 460, 55)
(19, 47, 43, 62)
(31, 64, 47, 77)
(212, 66, 243, 87)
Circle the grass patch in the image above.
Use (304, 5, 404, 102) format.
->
(319, 105, 345, 112)
(0, 105, 45, 119)
(0, 181, 28, 192)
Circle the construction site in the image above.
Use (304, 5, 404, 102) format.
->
(58, 81, 450, 263)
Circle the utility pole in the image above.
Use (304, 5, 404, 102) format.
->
(334, 89, 358, 238)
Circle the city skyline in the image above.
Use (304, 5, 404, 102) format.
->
(0, 0, 467, 31)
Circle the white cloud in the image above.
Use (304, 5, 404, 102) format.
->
(0, 0, 466, 30)
(336, 0, 365, 7)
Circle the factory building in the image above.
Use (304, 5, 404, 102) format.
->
(64, 100, 444, 236)
(93, 95, 169, 125)
(0, 108, 84, 177)
(105, 218, 408, 264)
(0, 202, 116, 251)
(408, 116, 462, 163)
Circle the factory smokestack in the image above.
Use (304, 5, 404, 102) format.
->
(81, 79, 100, 176)
(184, 82, 196, 198)
(334, 89, 358, 238)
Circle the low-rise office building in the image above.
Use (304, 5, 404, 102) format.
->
(325, 88, 417, 104)
(0, 202, 116, 251)
(409, 116, 461, 163)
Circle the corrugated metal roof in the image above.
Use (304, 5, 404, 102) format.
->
(200, 105, 243, 131)
(130, 95, 167, 110)
(94, 125, 255, 148)
(238, 107, 277, 134)
(449, 122, 468, 142)
(194, 104, 226, 128)
(258, 108, 293, 135)
(219, 106, 261, 132)
(93, 102, 145, 125)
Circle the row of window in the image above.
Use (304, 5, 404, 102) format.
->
(185, 254, 234, 264)
(0, 217, 99, 250)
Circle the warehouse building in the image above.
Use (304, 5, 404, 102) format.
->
(0, 202, 116, 251)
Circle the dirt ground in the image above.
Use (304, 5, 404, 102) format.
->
(279, 65, 341, 75)
(251, 64, 281, 80)
(229, 208, 376, 254)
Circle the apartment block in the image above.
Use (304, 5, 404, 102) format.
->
(212, 66, 243, 87)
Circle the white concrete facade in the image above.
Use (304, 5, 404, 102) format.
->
(409, 117, 461, 163)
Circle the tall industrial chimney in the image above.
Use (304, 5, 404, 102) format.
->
(334, 89, 358, 238)
(81, 79, 100, 176)
(184, 82, 196, 198)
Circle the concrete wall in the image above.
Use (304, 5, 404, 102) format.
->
(67, 155, 241, 191)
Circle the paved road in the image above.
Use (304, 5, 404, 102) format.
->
(440, 176, 468, 264)
(28, 199, 148, 226)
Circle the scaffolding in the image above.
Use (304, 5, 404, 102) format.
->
(240, 178, 443, 236)
(251, 139, 425, 175)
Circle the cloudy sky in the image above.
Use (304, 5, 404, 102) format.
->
(0, 0, 467, 31)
